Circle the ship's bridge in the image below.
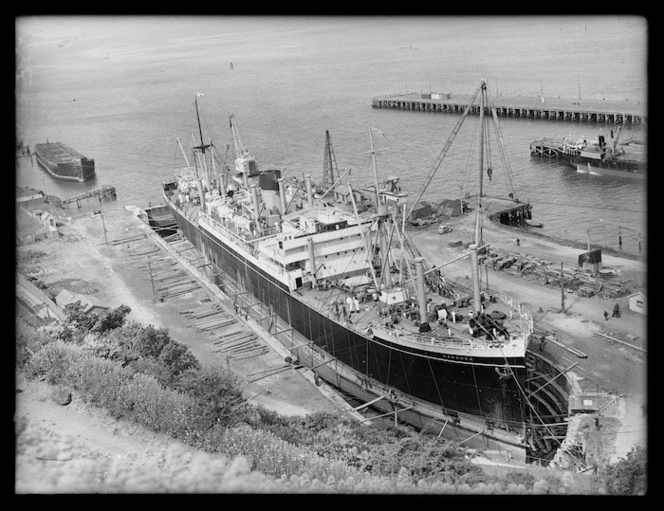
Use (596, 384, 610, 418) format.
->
(281, 205, 364, 236)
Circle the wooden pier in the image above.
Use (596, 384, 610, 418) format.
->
(371, 92, 646, 125)
(61, 185, 117, 208)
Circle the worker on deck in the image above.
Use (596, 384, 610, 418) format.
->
(612, 303, 621, 318)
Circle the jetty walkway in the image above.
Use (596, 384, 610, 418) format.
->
(371, 92, 646, 125)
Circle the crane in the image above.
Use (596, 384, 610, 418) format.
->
(229, 113, 258, 177)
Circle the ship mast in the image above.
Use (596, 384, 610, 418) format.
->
(323, 130, 339, 189)
(369, 125, 392, 290)
(192, 93, 213, 184)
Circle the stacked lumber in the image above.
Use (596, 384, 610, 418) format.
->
(154, 272, 200, 300)
(481, 249, 630, 298)
(177, 302, 236, 331)
(178, 302, 269, 360)
(211, 329, 268, 359)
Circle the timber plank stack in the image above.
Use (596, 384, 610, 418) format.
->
(178, 302, 269, 360)
(480, 249, 630, 299)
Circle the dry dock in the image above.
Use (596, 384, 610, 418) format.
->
(371, 92, 646, 125)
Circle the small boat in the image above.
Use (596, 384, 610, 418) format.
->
(531, 126, 646, 178)
(34, 142, 95, 182)
(525, 219, 543, 228)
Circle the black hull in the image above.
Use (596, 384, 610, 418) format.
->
(566, 156, 645, 177)
(34, 143, 95, 182)
(164, 197, 529, 431)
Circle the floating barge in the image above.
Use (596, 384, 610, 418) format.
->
(371, 92, 646, 125)
(34, 142, 95, 182)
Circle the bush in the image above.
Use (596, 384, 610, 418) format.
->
(92, 305, 131, 333)
(603, 445, 647, 495)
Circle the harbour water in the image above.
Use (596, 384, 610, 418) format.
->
(15, 16, 648, 256)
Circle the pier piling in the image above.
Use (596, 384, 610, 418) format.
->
(371, 92, 646, 125)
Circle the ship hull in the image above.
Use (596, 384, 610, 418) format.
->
(163, 191, 530, 438)
(569, 159, 645, 178)
(34, 143, 95, 182)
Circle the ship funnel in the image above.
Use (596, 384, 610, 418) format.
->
(278, 178, 287, 215)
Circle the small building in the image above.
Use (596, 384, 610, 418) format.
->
(578, 248, 602, 273)
(410, 201, 433, 221)
(435, 198, 465, 217)
(55, 289, 111, 315)
(627, 292, 646, 315)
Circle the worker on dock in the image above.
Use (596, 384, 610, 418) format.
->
(612, 303, 621, 318)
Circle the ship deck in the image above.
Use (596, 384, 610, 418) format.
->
(295, 266, 529, 351)
(35, 142, 87, 163)
(169, 193, 531, 353)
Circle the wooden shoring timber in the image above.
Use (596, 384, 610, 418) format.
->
(163, 233, 181, 242)
(154, 273, 190, 284)
(157, 281, 199, 293)
(213, 332, 256, 345)
(353, 394, 388, 411)
(593, 330, 646, 353)
(179, 303, 221, 315)
(527, 362, 578, 399)
(139, 259, 176, 270)
(544, 335, 588, 358)
(191, 315, 233, 329)
(213, 329, 249, 341)
(182, 306, 224, 319)
(193, 317, 237, 332)
(155, 279, 198, 292)
(154, 270, 189, 282)
(128, 245, 162, 256)
(216, 340, 262, 354)
(229, 347, 270, 360)
(158, 285, 201, 299)
(110, 233, 147, 245)
(246, 363, 290, 378)
(246, 363, 300, 383)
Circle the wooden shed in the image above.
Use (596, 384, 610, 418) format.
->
(628, 292, 646, 314)
(55, 289, 111, 315)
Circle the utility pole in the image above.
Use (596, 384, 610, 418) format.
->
(99, 211, 108, 244)
(147, 260, 156, 301)
(618, 226, 622, 248)
(560, 262, 565, 313)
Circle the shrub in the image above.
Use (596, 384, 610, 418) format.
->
(603, 445, 647, 495)
(92, 305, 131, 333)
(62, 303, 99, 336)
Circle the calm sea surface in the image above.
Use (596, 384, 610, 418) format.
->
(15, 16, 648, 256)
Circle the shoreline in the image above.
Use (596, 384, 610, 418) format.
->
(489, 218, 645, 263)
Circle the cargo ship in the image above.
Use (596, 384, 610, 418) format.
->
(34, 142, 95, 182)
(161, 83, 563, 462)
(530, 127, 646, 178)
